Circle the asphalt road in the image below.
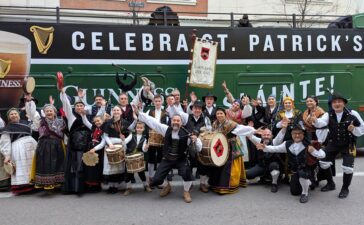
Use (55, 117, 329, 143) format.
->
(1, 158, 364, 225)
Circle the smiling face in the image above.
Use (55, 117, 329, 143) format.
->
(93, 116, 104, 128)
(8, 110, 20, 123)
(75, 103, 85, 114)
(112, 106, 122, 119)
(136, 122, 145, 134)
(291, 129, 304, 143)
(305, 97, 317, 110)
(44, 107, 56, 120)
(261, 129, 273, 143)
(171, 115, 182, 131)
(192, 106, 202, 118)
(284, 100, 293, 111)
(232, 102, 240, 111)
(331, 99, 345, 112)
(216, 110, 226, 123)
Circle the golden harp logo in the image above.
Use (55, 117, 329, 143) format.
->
(30, 26, 55, 54)
(0, 59, 11, 79)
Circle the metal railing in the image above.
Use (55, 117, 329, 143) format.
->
(0, 5, 348, 28)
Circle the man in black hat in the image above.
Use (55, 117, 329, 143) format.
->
(202, 92, 218, 124)
(170, 100, 213, 193)
(256, 123, 326, 203)
(312, 93, 364, 198)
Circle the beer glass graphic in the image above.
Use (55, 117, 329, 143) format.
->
(0, 30, 31, 109)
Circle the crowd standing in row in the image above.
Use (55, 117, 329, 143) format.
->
(0, 78, 364, 204)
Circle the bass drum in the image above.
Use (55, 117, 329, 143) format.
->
(198, 132, 229, 167)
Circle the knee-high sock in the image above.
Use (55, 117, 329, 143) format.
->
(183, 181, 192, 192)
(299, 178, 311, 196)
(126, 182, 132, 189)
(200, 175, 208, 185)
(162, 179, 169, 188)
(271, 170, 280, 185)
(148, 163, 155, 178)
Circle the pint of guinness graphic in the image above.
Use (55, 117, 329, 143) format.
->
(0, 31, 31, 110)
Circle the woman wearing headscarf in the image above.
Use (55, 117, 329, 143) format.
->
(0, 107, 37, 194)
(25, 99, 66, 190)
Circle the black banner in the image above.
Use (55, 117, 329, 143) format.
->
(1, 21, 364, 59)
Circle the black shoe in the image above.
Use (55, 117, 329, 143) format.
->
(321, 182, 336, 192)
(106, 187, 113, 194)
(270, 184, 278, 193)
(338, 189, 349, 199)
(299, 194, 309, 203)
(309, 184, 316, 191)
(110, 187, 118, 194)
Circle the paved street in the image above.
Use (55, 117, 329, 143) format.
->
(1, 158, 364, 225)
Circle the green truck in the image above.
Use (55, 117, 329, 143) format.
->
(1, 12, 364, 146)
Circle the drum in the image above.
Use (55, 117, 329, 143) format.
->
(125, 153, 145, 173)
(57, 71, 64, 91)
(22, 76, 35, 94)
(198, 131, 229, 167)
(82, 151, 99, 166)
(105, 144, 125, 165)
(148, 130, 164, 147)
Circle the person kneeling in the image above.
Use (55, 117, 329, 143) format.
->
(256, 124, 325, 203)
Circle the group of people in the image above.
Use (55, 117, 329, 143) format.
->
(0, 78, 363, 204)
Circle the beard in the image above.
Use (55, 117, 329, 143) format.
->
(172, 123, 180, 131)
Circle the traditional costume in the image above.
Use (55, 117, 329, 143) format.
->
(138, 111, 202, 203)
(103, 116, 135, 193)
(208, 111, 255, 194)
(81, 115, 105, 192)
(124, 132, 151, 195)
(246, 128, 286, 192)
(314, 93, 364, 198)
(262, 124, 326, 203)
(25, 102, 66, 190)
(0, 109, 37, 194)
(0, 116, 10, 191)
(60, 92, 91, 194)
(146, 107, 168, 184)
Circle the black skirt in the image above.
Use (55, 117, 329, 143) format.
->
(35, 138, 65, 188)
(84, 149, 104, 186)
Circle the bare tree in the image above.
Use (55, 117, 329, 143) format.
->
(279, 0, 341, 28)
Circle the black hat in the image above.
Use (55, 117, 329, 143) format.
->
(202, 92, 217, 102)
(290, 120, 306, 132)
(190, 100, 205, 110)
(331, 92, 348, 104)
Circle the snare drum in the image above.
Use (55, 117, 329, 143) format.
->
(125, 153, 145, 173)
(198, 132, 229, 167)
(148, 130, 164, 147)
(105, 144, 125, 165)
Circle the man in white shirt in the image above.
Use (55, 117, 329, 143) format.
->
(312, 93, 364, 199)
(256, 124, 325, 203)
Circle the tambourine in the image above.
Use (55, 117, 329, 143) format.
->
(22, 76, 36, 94)
(82, 151, 99, 167)
(4, 161, 15, 175)
(57, 72, 64, 91)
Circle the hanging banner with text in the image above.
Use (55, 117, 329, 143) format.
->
(189, 38, 218, 88)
